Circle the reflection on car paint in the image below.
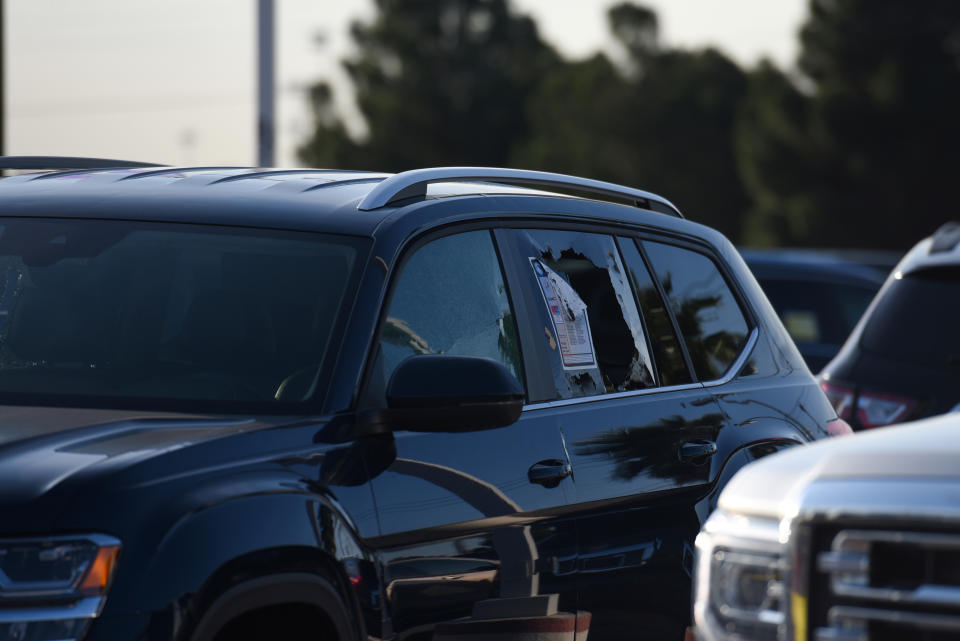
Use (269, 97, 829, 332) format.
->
(578, 538, 660, 574)
(389, 457, 541, 597)
(574, 413, 726, 484)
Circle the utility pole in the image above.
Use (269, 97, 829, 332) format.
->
(1, 0, 5, 159)
(256, 0, 275, 167)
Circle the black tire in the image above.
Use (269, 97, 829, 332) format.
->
(191, 573, 354, 641)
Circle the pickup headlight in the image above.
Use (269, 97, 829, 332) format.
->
(0, 534, 121, 641)
(694, 510, 789, 641)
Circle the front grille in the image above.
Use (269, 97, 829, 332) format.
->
(811, 528, 960, 641)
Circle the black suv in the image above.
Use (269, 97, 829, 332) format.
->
(821, 222, 960, 429)
(0, 158, 841, 641)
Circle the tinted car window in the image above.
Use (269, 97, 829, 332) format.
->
(0, 218, 364, 405)
(642, 241, 749, 380)
(861, 268, 960, 370)
(379, 230, 524, 385)
(504, 229, 655, 399)
(618, 238, 693, 387)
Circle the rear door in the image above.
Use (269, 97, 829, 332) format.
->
(497, 228, 753, 641)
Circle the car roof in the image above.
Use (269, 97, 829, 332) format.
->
(0, 167, 400, 236)
(0, 165, 688, 238)
(739, 247, 890, 285)
(895, 221, 960, 276)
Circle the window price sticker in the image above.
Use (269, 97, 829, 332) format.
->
(530, 257, 597, 370)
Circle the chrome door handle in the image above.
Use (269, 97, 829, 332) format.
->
(678, 440, 718, 464)
(528, 459, 573, 488)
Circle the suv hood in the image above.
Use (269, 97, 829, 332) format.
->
(719, 414, 960, 519)
(0, 405, 267, 503)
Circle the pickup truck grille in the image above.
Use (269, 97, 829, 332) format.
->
(811, 528, 960, 641)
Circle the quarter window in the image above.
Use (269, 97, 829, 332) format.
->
(642, 241, 749, 380)
(379, 230, 524, 386)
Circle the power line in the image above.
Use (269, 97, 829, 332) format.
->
(9, 92, 255, 119)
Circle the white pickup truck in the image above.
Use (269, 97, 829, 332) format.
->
(693, 414, 960, 641)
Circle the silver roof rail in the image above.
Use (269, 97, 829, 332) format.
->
(356, 167, 683, 217)
(0, 156, 164, 171)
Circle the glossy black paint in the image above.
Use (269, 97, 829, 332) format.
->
(0, 168, 836, 641)
(0, 407, 380, 641)
(382, 355, 524, 432)
(336, 197, 833, 641)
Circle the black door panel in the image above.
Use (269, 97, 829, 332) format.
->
(574, 504, 701, 641)
(367, 421, 579, 639)
(369, 427, 574, 535)
(525, 387, 726, 641)
(552, 391, 725, 502)
(498, 229, 754, 640)
(362, 227, 578, 639)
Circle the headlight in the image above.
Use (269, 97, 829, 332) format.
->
(694, 510, 788, 641)
(708, 549, 785, 637)
(0, 534, 121, 641)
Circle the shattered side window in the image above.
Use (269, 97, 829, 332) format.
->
(379, 230, 524, 387)
(508, 229, 656, 399)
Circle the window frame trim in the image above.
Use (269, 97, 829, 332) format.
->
(494, 222, 760, 406)
(493, 228, 563, 402)
(357, 214, 762, 412)
(522, 327, 758, 412)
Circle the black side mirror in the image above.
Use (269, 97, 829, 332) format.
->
(382, 355, 524, 432)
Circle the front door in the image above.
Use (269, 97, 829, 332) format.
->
(361, 228, 579, 641)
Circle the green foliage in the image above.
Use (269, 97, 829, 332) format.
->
(736, 62, 821, 246)
(510, 54, 634, 184)
(514, 4, 749, 239)
(299, 0, 749, 240)
(298, 0, 560, 171)
(299, 0, 960, 248)
(739, 0, 960, 248)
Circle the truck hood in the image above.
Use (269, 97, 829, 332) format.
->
(719, 413, 960, 519)
(0, 405, 274, 503)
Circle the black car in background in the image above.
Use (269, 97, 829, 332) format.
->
(0, 158, 843, 641)
(821, 222, 960, 429)
(740, 249, 894, 372)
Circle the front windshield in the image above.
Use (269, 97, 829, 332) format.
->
(0, 218, 365, 409)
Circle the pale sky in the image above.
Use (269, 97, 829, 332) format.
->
(7, 0, 807, 168)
